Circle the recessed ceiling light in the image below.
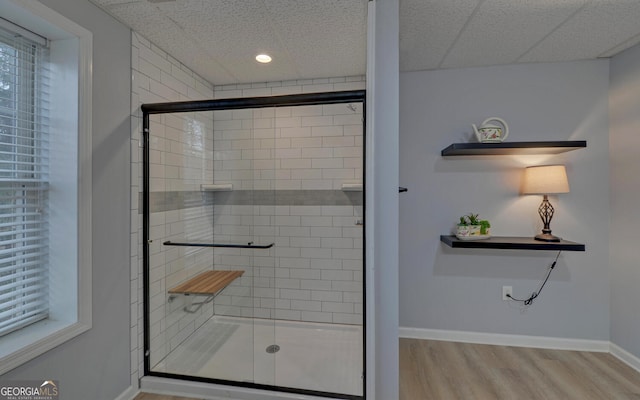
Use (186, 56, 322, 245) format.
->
(255, 54, 272, 63)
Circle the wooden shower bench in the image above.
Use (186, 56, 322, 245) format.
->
(162, 240, 271, 312)
(169, 270, 244, 295)
(168, 270, 244, 312)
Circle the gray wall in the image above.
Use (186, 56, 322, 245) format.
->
(399, 60, 610, 340)
(609, 43, 640, 359)
(1, 0, 132, 399)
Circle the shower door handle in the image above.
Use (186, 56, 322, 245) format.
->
(163, 241, 274, 249)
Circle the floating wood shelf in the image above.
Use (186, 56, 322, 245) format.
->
(441, 141, 587, 156)
(440, 235, 585, 251)
(168, 270, 244, 295)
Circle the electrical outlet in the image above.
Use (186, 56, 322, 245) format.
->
(502, 286, 513, 301)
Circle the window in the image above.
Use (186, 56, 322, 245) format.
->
(0, 0, 92, 374)
(0, 25, 50, 338)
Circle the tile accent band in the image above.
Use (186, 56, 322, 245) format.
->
(142, 190, 363, 213)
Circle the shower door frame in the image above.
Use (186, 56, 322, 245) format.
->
(141, 90, 367, 399)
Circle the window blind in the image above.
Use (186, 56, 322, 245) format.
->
(0, 25, 49, 337)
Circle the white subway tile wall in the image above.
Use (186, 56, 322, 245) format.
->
(210, 93, 364, 325)
(130, 32, 215, 384)
(212, 104, 363, 191)
(212, 202, 364, 325)
(131, 31, 365, 385)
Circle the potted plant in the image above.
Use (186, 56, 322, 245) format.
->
(466, 213, 481, 236)
(456, 216, 470, 238)
(456, 213, 491, 239)
(479, 219, 491, 236)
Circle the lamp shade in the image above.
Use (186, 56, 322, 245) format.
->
(522, 165, 569, 194)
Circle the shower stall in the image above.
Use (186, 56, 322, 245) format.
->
(141, 91, 365, 399)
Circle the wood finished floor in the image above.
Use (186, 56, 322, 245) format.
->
(400, 339, 640, 400)
(134, 339, 640, 400)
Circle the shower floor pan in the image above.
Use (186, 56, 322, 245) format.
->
(152, 315, 363, 396)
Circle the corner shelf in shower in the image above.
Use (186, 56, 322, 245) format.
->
(168, 270, 244, 296)
(200, 183, 233, 191)
(341, 183, 363, 191)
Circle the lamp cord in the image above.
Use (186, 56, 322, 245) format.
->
(506, 251, 562, 306)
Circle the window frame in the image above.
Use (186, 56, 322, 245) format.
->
(0, 0, 92, 374)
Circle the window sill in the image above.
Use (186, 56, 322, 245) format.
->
(0, 319, 91, 375)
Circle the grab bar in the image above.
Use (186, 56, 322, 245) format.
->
(163, 241, 274, 249)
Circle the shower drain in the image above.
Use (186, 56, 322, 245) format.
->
(265, 344, 280, 354)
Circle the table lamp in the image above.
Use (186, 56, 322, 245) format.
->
(522, 165, 570, 242)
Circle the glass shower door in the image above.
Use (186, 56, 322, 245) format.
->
(142, 90, 365, 398)
(268, 102, 365, 397)
(145, 108, 277, 387)
(208, 106, 277, 386)
(145, 110, 219, 377)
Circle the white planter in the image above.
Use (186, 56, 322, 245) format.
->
(456, 225, 470, 238)
(468, 225, 481, 236)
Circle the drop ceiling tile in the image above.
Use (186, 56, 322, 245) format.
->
(599, 32, 640, 58)
(212, 48, 301, 85)
(261, 0, 367, 80)
(107, 1, 237, 83)
(440, 0, 588, 69)
(102, 0, 366, 84)
(155, 0, 366, 83)
(519, 0, 640, 63)
(400, 0, 481, 71)
(158, 1, 270, 60)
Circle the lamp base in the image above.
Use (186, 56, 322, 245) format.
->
(534, 233, 561, 242)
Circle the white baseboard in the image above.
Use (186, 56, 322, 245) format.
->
(113, 385, 139, 400)
(610, 342, 640, 373)
(399, 326, 610, 352)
